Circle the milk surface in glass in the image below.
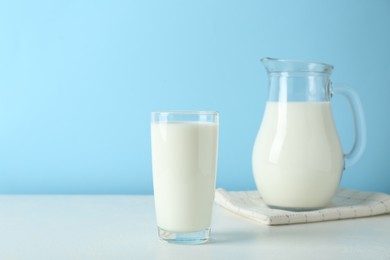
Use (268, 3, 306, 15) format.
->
(253, 102, 344, 209)
(151, 121, 218, 232)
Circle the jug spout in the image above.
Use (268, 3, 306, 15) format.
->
(261, 57, 334, 74)
(261, 57, 334, 102)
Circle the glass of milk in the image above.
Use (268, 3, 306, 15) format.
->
(151, 111, 219, 244)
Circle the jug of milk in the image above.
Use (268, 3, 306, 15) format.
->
(252, 58, 366, 210)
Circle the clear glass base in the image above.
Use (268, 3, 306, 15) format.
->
(268, 204, 323, 211)
(157, 227, 210, 245)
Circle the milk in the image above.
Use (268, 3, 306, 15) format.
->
(253, 102, 344, 209)
(151, 122, 218, 232)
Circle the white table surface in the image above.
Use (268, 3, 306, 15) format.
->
(0, 195, 389, 260)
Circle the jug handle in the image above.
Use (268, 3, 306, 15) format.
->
(332, 86, 366, 168)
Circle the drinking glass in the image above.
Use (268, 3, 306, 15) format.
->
(151, 111, 219, 244)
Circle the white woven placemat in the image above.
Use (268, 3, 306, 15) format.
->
(215, 188, 390, 225)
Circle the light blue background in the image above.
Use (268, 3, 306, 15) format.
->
(1, 0, 389, 194)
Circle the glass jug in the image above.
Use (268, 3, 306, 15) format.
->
(252, 57, 366, 211)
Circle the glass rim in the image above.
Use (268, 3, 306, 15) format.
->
(151, 111, 219, 116)
(261, 57, 334, 73)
